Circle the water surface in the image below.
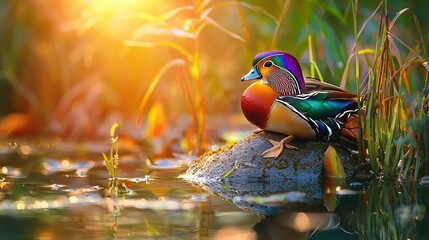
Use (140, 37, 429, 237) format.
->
(0, 143, 427, 239)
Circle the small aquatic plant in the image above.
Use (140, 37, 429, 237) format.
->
(102, 122, 121, 179)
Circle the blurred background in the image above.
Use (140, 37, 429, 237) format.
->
(0, 0, 428, 155)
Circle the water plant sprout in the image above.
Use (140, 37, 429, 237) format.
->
(102, 122, 120, 179)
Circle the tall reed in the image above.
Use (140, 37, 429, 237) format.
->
(357, 1, 428, 179)
(131, 0, 246, 155)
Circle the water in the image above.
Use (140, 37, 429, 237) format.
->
(0, 143, 428, 239)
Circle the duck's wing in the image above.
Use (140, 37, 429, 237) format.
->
(276, 92, 358, 142)
(304, 78, 354, 95)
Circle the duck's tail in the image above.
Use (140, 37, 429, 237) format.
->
(340, 108, 366, 150)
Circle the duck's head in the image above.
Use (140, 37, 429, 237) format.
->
(241, 51, 305, 96)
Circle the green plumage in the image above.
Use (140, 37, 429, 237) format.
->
(278, 92, 356, 120)
(276, 92, 358, 141)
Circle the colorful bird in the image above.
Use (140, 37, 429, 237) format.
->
(241, 50, 360, 158)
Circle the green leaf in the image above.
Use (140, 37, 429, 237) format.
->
(222, 161, 239, 180)
(110, 122, 120, 143)
(102, 152, 114, 177)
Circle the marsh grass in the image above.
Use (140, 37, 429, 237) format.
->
(254, 0, 429, 180)
(355, 2, 429, 180)
(241, 0, 429, 180)
(131, 0, 249, 155)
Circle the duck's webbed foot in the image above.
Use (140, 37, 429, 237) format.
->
(253, 129, 264, 134)
(262, 135, 298, 159)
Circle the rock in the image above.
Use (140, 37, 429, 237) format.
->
(185, 131, 361, 183)
(183, 131, 364, 216)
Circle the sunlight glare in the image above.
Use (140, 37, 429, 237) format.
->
(69, 196, 79, 204)
(20, 145, 32, 155)
(75, 0, 159, 39)
(180, 199, 196, 210)
(37, 231, 54, 240)
(183, 19, 195, 32)
(213, 227, 255, 240)
(61, 159, 71, 169)
(16, 201, 26, 210)
(85, 0, 141, 13)
(293, 212, 310, 232)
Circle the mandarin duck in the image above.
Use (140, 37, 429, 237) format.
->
(240, 51, 360, 158)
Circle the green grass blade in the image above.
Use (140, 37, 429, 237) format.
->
(102, 152, 114, 177)
(271, 0, 290, 49)
(383, 95, 399, 175)
(222, 161, 239, 180)
(201, 17, 245, 42)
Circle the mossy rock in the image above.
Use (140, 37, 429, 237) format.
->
(185, 131, 361, 183)
(184, 131, 365, 216)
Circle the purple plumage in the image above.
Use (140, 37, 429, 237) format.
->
(252, 51, 305, 92)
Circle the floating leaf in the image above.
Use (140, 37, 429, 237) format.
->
(323, 145, 346, 179)
(233, 192, 307, 206)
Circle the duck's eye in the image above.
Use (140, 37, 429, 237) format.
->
(263, 61, 273, 68)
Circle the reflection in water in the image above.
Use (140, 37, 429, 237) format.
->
(253, 210, 355, 240)
(249, 195, 359, 240)
(193, 175, 429, 240)
(213, 226, 256, 239)
(0, 151, 428, 239)
(358, 181, 429, 240)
